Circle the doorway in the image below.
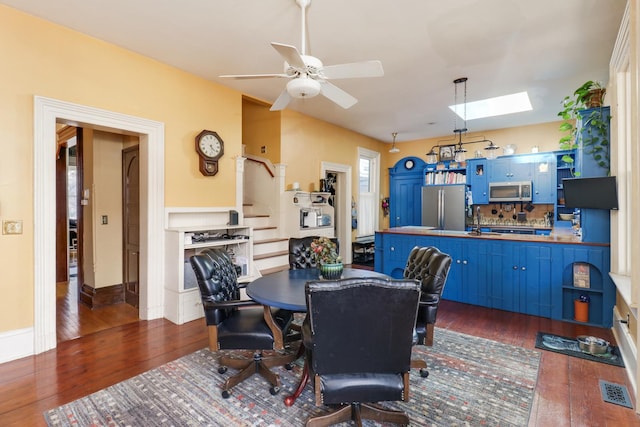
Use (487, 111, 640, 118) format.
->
(321, 162, 352, 264)
(34, 96, 165, 355)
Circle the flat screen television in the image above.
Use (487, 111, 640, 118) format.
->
(562, 176, 619, 210)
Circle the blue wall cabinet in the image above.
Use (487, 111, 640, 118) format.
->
(466, 159, 488, 204)
(488, 156, 534, 182)
(531, 153, 556, 203)
(389, 157, 426, 227)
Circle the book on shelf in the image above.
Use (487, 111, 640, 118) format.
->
(573, 262, 590, 288)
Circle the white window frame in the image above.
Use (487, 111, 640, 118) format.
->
(356, 147, 380, 238)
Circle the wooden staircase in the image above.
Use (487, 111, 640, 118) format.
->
(243, 212, 289, 276)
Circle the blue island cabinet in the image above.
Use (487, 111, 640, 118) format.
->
(496, 241, 554, 317)
(375, 232, 614, 327)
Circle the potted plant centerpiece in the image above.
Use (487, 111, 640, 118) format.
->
(558, 80, 610, 174)
(311, 236, 343, 279)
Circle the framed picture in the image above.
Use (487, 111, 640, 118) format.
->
(439, 145, 456, 161)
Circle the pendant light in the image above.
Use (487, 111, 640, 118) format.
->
(389, 132, 400, 153)
(452, 78, 468, 162)
(425, 146, 438, 164)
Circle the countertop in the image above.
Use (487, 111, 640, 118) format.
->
(379, 226, 608, 246)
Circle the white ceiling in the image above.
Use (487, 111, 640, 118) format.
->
(1, 0, 626, 144)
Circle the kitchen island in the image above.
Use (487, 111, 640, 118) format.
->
(375, 227, 614, 327)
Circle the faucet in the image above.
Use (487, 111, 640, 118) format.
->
(470, 206, 482, 235)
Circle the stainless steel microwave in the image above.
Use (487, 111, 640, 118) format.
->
(488, 181, 532, 202)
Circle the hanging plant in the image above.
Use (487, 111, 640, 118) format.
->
(558, 80, 610, 175)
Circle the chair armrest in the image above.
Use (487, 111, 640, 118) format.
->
(419, 294, 440, 306)
(202, 299, 261, 310)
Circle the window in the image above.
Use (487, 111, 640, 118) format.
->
(357, 148, 380, 237)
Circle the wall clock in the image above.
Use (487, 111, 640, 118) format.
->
(404, 159, 415, 170)
(195, 130, 224, 176)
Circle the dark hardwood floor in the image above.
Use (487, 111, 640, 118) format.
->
(1, 274, 638, 426)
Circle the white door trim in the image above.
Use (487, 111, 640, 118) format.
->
(321, 162, 352, 264)
(34, 96, 165, 354)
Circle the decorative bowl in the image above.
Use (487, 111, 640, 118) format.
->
(576, 335, 609, 354)
(559, 213, 575, 221)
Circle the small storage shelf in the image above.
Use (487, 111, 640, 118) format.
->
(560, 260, 606, 326)
(165, 224, 255, 324)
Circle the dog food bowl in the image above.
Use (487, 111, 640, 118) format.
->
(577, 335, 609, 354)
(559, 213, 575, 221)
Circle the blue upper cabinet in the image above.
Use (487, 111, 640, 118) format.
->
(466, 159, 488, 204)
(389, 156, 426, 227)
(531, 153, 556, 203)
(487, 156, 533, 182)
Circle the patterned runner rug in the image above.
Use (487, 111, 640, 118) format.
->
(44, 328, 540, 426)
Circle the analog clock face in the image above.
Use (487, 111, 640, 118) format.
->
(405, 159, 415, 170)
(198, 133, 222, 158)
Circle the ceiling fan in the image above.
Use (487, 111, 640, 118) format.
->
(219, 0, 384, 111)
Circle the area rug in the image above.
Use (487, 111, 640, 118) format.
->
(44, 328, 540, 426)
(535, 332, 624, 368)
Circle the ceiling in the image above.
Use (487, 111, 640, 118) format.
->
(1, 0, 626, 144)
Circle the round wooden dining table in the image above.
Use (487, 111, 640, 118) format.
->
(245, 267, 389, 405)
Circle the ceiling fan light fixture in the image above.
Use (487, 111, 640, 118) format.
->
(389, 132, 400, 153)
(286, 77, 321, 99)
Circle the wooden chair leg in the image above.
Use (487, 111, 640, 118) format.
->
(306, 405, 353, 427)
(360, 403, 410, 425)
(425, 323, 435, 346)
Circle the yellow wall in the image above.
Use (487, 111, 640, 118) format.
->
(242, 97, 281, 164)
(0, 5, 243, 332)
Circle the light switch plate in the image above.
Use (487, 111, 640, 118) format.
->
(3, 220, 23, 235)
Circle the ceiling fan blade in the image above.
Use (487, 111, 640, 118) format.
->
(271, 42, 306, 69)
(219, 73, 289, 79)
(270, 88, 291, 111)
(321, 60, 384, 79)
(320, 82, 358, 109)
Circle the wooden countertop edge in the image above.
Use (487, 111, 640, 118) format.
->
(377, 228, 610, 246)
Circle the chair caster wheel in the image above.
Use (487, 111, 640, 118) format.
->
(285, 363, 293, 370)
(218, 366, 228, 374)
(419, 369, 429, 378)
(269, 386, 280, 395)
(221, 390, 231, 399)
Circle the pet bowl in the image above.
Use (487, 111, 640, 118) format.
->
(577, 335, 609, 354)
(559, 213, 575, 221)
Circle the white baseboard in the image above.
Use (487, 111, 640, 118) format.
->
(612, 306, 637, 401)
(0, 327, 34, 364)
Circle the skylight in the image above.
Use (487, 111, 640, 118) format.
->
(449, 91, 532, 120)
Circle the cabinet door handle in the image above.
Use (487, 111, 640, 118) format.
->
(390, 247, 395, 251)
(462, 260, 468, 265)
(521, 266, 526, 271)
(513, 265, 518, 270)
(456, 259, 461, 264)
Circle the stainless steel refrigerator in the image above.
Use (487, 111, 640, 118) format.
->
(421, 184, 466, 230)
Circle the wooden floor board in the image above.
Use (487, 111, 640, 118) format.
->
(0, 284, 638, 426)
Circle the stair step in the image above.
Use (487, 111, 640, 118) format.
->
(254, 249, 289, 261)
(254, 237, 289, 245)
(260, 265, 290, 275)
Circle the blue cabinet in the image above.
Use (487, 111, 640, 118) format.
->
(389, 157, 426, 227)
(375, 232, 613, 327)
(531, 153, 556, 203)
(488, 156, 533, 182)
(554, 244, 614, 327)
(575, 107, 611, 244)
(466, 159, 488, 204)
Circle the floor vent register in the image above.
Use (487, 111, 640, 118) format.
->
(599, 380, 633, 409)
